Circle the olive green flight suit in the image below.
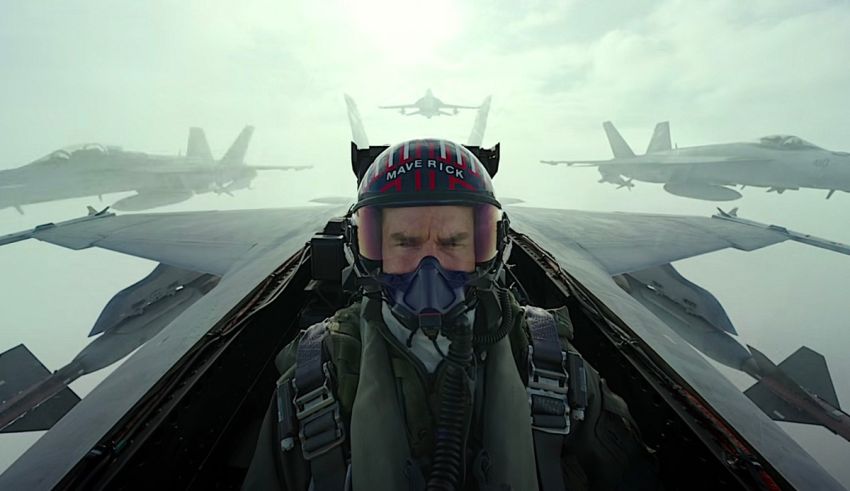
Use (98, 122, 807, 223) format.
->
(243, 292, 659, 490)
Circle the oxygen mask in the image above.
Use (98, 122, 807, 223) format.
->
(379, 256, 475, 339)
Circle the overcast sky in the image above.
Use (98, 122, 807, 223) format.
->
(2, 0, 850, 485)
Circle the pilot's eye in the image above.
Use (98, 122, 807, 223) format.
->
(441, 238, 466, 248)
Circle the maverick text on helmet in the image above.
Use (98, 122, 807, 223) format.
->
(353, 139, 500, 210)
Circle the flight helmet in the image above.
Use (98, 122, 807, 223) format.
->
(345, 138, 511, 330)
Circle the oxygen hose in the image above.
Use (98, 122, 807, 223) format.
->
(427, 289, 513, 490)
(427, 315, 473, 491)
(472, 288, 514, 346)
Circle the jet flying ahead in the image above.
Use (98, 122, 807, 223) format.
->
(347, 93, 493, 148)
(0, 126, 311, 213)
(541, 121, 850, 201)
(379, 88, 485, 118)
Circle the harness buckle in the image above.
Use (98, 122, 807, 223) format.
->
(293, 362, 346, 459)
(527, 346, 571, 435)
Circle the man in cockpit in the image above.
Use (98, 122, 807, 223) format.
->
(243, 139, 659, 490)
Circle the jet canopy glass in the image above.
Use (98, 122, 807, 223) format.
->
(758, 135, 821, 150)
(32, 143, 118, 164)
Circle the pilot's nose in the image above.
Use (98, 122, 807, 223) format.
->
(420, 240, 438, 259)
(418, 240, 454, 267)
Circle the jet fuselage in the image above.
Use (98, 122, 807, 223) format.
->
(604, 142, 850, 192)
(545, 123, 850, 200)
(0, 151, 255, 210)
(0, 126, 262, 212)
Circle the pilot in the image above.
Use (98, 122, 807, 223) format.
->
(243, 139, 659, 490)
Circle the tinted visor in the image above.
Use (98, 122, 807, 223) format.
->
(355, 204, 501, 264)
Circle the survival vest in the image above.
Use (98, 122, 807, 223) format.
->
(268, 291, 590, 491)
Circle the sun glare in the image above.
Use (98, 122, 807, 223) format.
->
(341, 0, 462, 59)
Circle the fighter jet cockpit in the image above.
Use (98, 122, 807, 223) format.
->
(758, 135, 822, 150)
(30, 143, 112, 165)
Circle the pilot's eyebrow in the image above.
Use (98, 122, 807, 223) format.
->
(438, 232, 470, 244)
(389, 232, 424, 242)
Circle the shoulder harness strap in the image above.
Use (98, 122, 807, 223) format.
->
(524, 306, 589, 491)
(277, 321, 349, 490)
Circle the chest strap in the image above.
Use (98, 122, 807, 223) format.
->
(278, 321, 349, 490)
(524, 306, 589, 491)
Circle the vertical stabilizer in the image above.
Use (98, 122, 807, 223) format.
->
(344, 94, 370, 149)
(744, 345, 844, 431)
(777, 346, 840, 408)
(220, 126, 255, 166)
(0, 344, 80, 433)
(602, 121, 636, 158)
(467, 95, 492, 146)
(646, 121, 672, 153)
(187, 127, 213, 161)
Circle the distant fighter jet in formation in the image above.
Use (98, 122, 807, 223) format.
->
(349, 93, 493, 147)
(541, 121, 850, 201)
(0, 126, 310, 213)
(379, 88, 484, 118)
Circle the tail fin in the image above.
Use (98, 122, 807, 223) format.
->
(467, 95, 492, 146)
(0, 344, 80, 433)
(776, 346, 840, 408)
(187, 127, 213, 161)
(646, 121, 672, 153)
(602, 121, 635, 158)
(219, 125, 255, 166)
(344, 94, 370, 149)
(745, 346, 841, 426)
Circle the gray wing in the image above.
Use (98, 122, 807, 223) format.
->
(0, 206, 346, 276)
(0, 205, 347, 489)
(440, 103, 480, 109)
(508, 205, 848, 491)
(138, 165, 311, 173)
(539, 157, 768, 166)
(506, 206, 849, 276)
(249, 165, 312, 171)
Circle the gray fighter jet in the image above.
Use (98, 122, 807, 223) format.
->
(0, 126, 310, 213)
(379, 89, 485, 118)
(347, 93, 493, 148)
(1, 145, 849, 489)
(541, 121, 850, 201)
